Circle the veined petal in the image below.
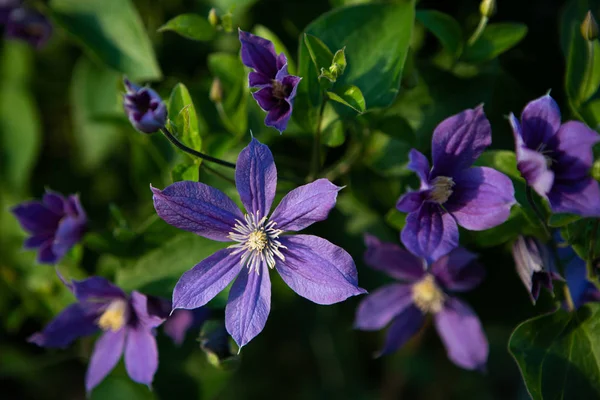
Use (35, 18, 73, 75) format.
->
(131, 291, 165, 329)
(236, 138, 278, 218)
(519, 94, 561, 149)
(396, 190, 428, 213)
(238, 29, 278, 78)
(265, 100, 292, 133)
(354, 283, 414, 330)
(27, 303, 99, 348)
(401, 204, 459, 264)
(276, 235, 366, 305)
(252, 86, 278, 111)
(551, 121, 600, 180)
(430, 248, 483, 292)
(434, 297, 488, 371)
(270, 179, 341, 231)
(445, 167, 515, 230)
(225, 263, 271, 348)
(11, 201, 60, 234)
(512, 236, 555, 304)
(152, 181, 243, 241)
(72, 277, 126, 303)
(172, 248, 243, 310)
(363, 234, 425, 282)
(85, 329, 127, 394)
(249, 71, 272, 88)
(408, 149, 430, 186)
(548, 178, 600, 217)
(282, 75, 301, 101)
(378, 306, 424, 356)
(124, 324, 159, 387)
(431, 105, 491, 178)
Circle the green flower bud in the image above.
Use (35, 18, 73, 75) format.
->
(479, 0, 496, 18)
(209, 78, 223, 103)
(208, 8, 219, 28)
(581, 10, 599, 42)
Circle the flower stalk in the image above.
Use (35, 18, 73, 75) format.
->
(160, 127, 236, 169)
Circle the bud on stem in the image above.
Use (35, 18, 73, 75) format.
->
(581, 10, 599, 42)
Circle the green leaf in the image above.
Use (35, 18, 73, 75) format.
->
(565, 19, 600, 107)
(320, 48, 347, 82)
(560, 218, 600, 260)
(70, 57, 123, 171)
(158, 13, 216, 41)
(462, 23, 528, 63)
(549, 213, 583, 228)
(509, 304, 600, 399)
(91, 374, 156, 400)
(49, 0, 161, 80)
(253, 25, 296, 74)
(475, 150, 521, 180)
(0, 42, 41, 195)
(363, 130, 411, 177)
(168, 83, 202, 158)
(385, 208, 406, 231)
(171, 163, 199, 182)
(416, 10, 463, 57)
(321, 103, 345, 147)
(326, 85, 366, 113)
(116, 233, 228, 298)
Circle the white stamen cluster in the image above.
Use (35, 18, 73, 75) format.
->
(229, 212, 286, 274)
(412, 274, 445, 314)
(429, 176, 455, 204)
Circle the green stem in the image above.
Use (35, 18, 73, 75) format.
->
(467, 16, 488, 46)
(588, 219, 599, 279)
(309, 98, 328, 181)
(216, 102, 242, 138)
(322, 139, 362, 181)
(582, 40, 595, 105)
(160, 127, 236, 169)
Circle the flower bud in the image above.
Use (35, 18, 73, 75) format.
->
(581, 11, 599, 42)
(209, 78, 223, 103)
(479, 0, 496, 18)
(123, 78, 167, 134)
(208, 8, 219, 28)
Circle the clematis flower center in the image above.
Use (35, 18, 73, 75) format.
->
(536, 143, 555, 168)
(429, 176, 455, 204)
(271, 80, 290, 100)
(98, 299, 128, 332)
(228, 212, 287, 274)
(412, 274, 445, 314)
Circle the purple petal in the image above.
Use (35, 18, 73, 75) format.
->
(27, 303, 99, 348)
(172, 248, 243, 310)
(37, 242, 58, 264)
(265, 101, 292, 133)
(548, 178, 600, 217)
(282, 75, 301, 101)
(354, 283, 414, 330)
(42, 191, 66, 215)
(408, 149, 430, 186)
(239, 29, 278, 79)
(401, 204, 459, 264)
(163, 308, 210, 345)
(124, 324, 159, 387)
(431, 106, 491, 177)
(396, 190, 427, 213)
(52, 215, 86, 260)
(378, 306, 424, 356)
(551, 121, 600, 180)
(276, 235, 366, 305)
(563, 249, 591, 309)
(85, 329, 126, 394)
(270, 179, 341, 231)
(430, 248, 483, 292)
(252, 86, 278, 111)
(434, 297, 488, 371)
(151, 182, 243, 241)
(363, 234, 426, 282)
(23, 233, 52, 249)
(225, 263, 271, 348)
(512, 236, 555, 303)
(130, 291, 165, 329)
(72, 277, 126, 303)
(11, 201, 61, 234)
(519, 94, 561, 149)
(249, 71, 272, 88)
(235, 138, 277, 218)
(445, 166, 515, 230)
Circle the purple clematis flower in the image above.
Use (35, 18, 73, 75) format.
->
(5, 7, 52, 49)
(123, 78, 167, 134)
(512, 236, 561, 304)
(11, 190, 87, 264)
(152, 138, 365, 348)
(509, 94, 600, 216)
(28, 277, 165, 393)
(355, 235, 488, 371)
(396, 106, 516, 263)
(239, 29, 301, 133)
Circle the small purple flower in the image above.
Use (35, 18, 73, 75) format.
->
(5, 7, 52, 49)
(396, 106, 516, 263)
(152, 138, 366, 348)
(11, 190, 87, 265)
(239, 29, 301, 133)
(512, 236, 562, 304)
(28, 277, 165, 393)
(355, 235, 488, 370)
(123, 78, 167, 134)
(509, 94, 600, 216)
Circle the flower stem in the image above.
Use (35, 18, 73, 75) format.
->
(525, 186, 551, 238)
(202, 163, 236, 185)
(582, 40, 595, 105)
(160, 127, 236, 169)
(309, 98, 328, 181)
(467, 16, 488, 46)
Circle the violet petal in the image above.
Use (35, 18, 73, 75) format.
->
(124, 324, 159, 387)
(407, 149, 430, 186)
(85, 329, 127, 394)
(551, 121, 600, 180)
(72, 277, 126, 303)
(265, 100, 292, 133)
(430, 248, 483, 292)
(363, 234, 425, 282)
(519, 94, 561, 149)
(378, 306, 424, 356)
(354, 283, 414, 331)
(548, 178, 600, 217)
(238, 29, 279, 79)
(27, 303, 99, 348)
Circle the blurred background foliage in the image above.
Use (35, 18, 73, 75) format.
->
(0, 0, 596, 398)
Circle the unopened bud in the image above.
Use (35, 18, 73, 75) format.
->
(123, 78, 167, 134)
(209, 78, 223, 103)
(208, 8, 219, 28)
(479, 0, 496, 18)
(581, 11, 599, 42)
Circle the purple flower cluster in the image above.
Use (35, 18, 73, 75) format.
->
(0, 1, 52, 48)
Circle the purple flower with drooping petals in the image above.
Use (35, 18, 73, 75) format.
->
(239, 29, 301, 133)
(512, 236, 562, 304)
(396, 106, 516, 263)
(11, 190, 87, 265)
(152, 138, 365, 348)
(123, 78, 167, 134)
(354, 235, 488, 371)
(28, 277, 165, 393)
(509, 94, 600, 216)
(5, 7, 52, 49)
